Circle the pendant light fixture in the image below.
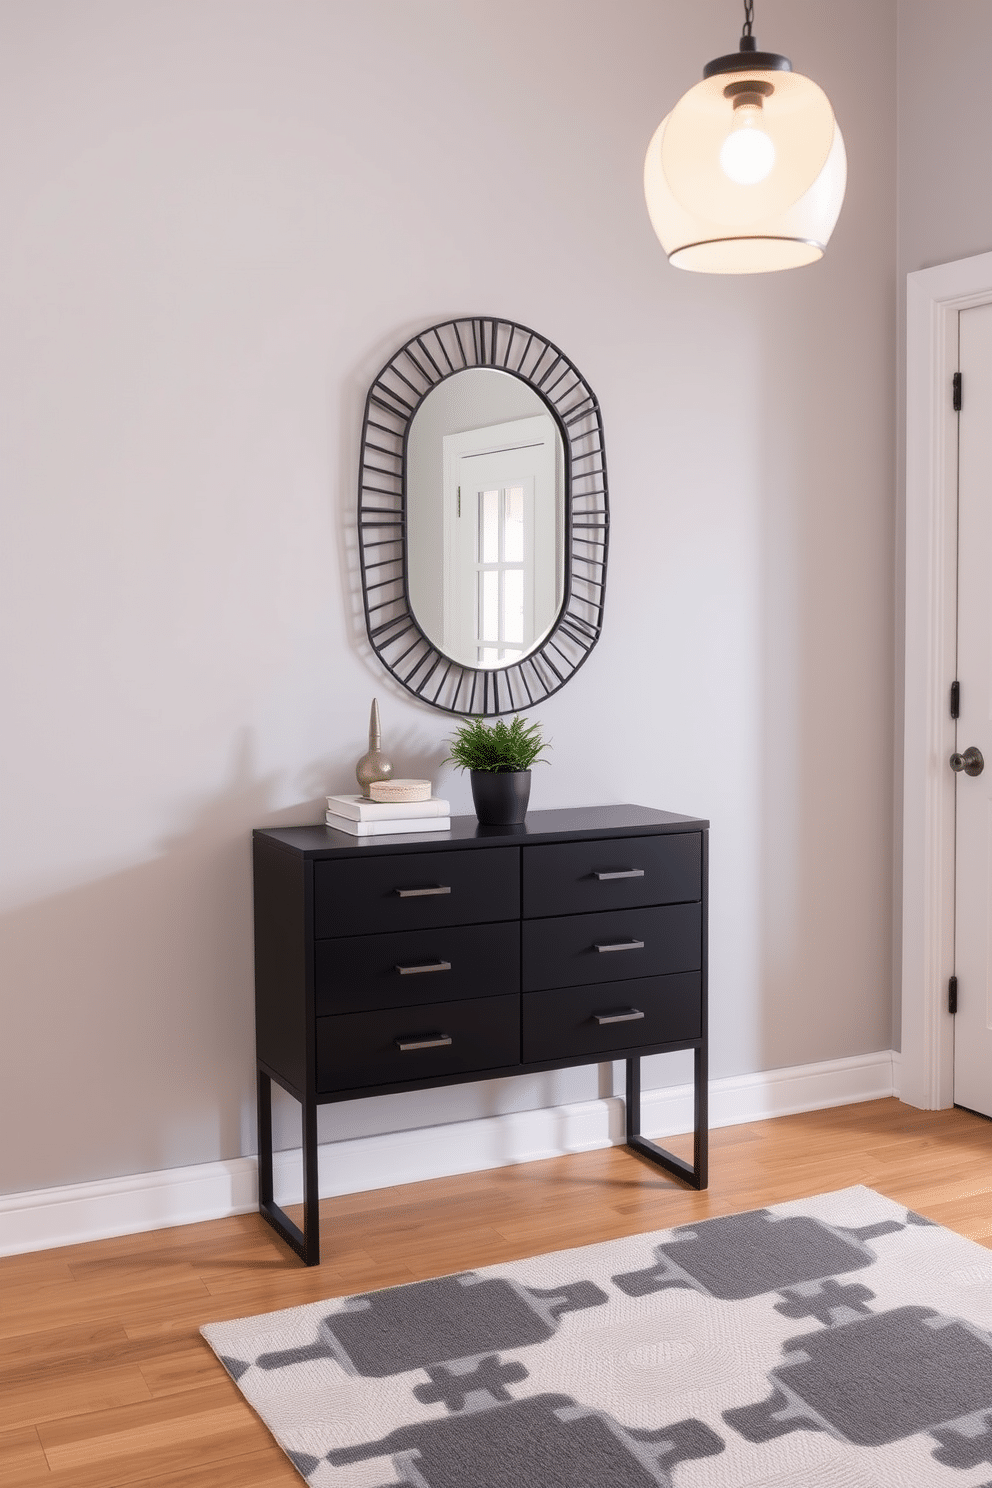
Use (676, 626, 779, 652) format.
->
(644, 0, 846, 273)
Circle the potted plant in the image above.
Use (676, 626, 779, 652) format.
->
(444, 715, 549, 825)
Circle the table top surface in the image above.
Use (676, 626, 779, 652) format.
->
(256, 803, 709, 860)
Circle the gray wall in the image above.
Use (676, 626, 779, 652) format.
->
(0, 0, 898, 1196)
(891, 1, 992, 1046)
(898, 1, 992, 275)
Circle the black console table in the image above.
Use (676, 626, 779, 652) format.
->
(253, 804, 708, 1265)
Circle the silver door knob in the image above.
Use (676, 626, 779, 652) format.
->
(950, 746, 985, 777)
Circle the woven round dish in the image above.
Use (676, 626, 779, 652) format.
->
(369, 778, 432, 803)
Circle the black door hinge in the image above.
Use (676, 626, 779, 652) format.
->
(951, 680, 960, 719)
(953, 372, 962, 411)
(949, 975, 958, 1015)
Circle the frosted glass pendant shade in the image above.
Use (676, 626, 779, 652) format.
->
(644, 52, 847, 273)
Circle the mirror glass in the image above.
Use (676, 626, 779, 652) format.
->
(407, 368, 566, 670)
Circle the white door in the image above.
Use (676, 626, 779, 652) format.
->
(441, 414, 561, 668)
(952, 301, 992, 1116)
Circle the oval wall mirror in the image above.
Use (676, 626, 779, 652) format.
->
(358, 317, 609, 716)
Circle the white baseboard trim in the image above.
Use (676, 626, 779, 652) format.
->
(0, 1155, 260, 1259)
(0, 1049, 898, 1257)
(645, 1047, 900, 1137)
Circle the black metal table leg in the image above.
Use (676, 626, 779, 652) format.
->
(258, 1065, 274, 1211)
(302, 1082, 320, 1264)
(625, 1046, 708, 1189)
(257, 1065, 321, 1265)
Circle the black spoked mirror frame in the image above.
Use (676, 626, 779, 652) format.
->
(357, 316, 609, 716)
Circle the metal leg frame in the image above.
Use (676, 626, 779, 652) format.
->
(257, 1067, 321, 1265)
(625, 1046, 708, 1189)
(257, 1048, 706, 1264)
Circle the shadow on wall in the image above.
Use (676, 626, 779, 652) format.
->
(270, 1059, 606, 1162)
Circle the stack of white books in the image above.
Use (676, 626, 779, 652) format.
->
(324, 793, 451, 837)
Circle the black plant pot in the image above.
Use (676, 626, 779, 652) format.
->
(470, 769, 532, 826)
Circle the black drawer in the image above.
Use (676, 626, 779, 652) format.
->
(523, 973, 701, 1062)
(523, 832, 701, 918)
(314, 847, 519, 938)
(522, 903, 701, 992)
(316, 993, 520, 1092)
(315, 922, 519, 1015)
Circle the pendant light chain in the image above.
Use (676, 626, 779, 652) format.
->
(742, 0, 755, 41)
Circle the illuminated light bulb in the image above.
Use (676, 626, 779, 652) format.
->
(720, 119, 776, 184)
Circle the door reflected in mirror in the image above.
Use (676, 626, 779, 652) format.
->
(407, 368, 565, 670)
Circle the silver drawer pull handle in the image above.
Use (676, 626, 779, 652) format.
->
(594, 869, 645, 881)
(594, 1008, 645, 1025)
(395, 960, 452, 976)
(395, 885, 452, 898)
(594, 939, 645, 953)
(396, 1034, 452, 1051)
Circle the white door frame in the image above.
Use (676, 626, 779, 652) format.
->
(901, 249, 992, 1108)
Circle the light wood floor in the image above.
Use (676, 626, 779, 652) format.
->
(2, 1098, 991, 1486)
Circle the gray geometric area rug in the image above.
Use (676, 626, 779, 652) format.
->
(201, 1186, 992, 1488)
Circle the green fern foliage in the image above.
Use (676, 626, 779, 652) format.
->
(444, 715, 549, 774)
